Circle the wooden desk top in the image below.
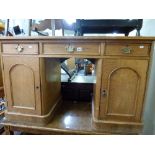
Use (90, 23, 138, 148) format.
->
(0, 36, 155, 41)
(1, 36, 153, 59)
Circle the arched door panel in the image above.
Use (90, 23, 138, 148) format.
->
(99, 59, 148, 122)
(3, 56, 41, 115)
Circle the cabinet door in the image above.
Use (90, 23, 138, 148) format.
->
(2, 56, 41, 115)
(99, 59, 148, 122)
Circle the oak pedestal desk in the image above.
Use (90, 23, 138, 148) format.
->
(0, 36, 154, 135)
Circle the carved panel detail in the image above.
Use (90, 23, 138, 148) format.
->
(9, 64, 36, 110)
(106, 67, 140, 117)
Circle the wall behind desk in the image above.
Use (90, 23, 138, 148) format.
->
(139, 19, 155, 134)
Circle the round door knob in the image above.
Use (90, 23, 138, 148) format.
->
(102, 89, 107, 96)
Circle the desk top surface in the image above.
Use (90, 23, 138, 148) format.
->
(0, 36, 155, 41)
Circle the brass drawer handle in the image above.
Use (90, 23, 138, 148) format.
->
(121, 47, 132, 54)
(65, 45, 75, 53)
(15, 44, 24, 52)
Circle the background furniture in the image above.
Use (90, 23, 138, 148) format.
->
(30, 19, 142, 36)
(61, 62, 76, 82)
(61, 82, 93, 102)
(75, 19, 143, 36)
(0, 20, 5, 35)
(0, 36, 153, 134)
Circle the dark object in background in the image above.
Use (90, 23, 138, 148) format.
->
(13, 25, 25, 35)
(0, 98, 6, 112)
(32, 27, 48, 36)
(84, 64, 93, 75)
(61, 62, 76, 82)
(75, 19, 143, 36)
(75, 58, 93, 75)
(61, 82, 93, 102)
(0, 98, 6, 134)
(13, 25, 22, 35)
(6, 31, 13, 36)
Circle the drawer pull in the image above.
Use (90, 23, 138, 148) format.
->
(121, 47, 132, 54)
(15, 44, 24, 52)
(65, 45, 75, 53)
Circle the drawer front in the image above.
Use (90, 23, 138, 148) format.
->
(43, 42, 101, 55)
(2, 43, 38, 54)
(105, 43, 150, 56)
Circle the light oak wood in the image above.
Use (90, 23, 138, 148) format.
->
(5, 98, 62, 125)
(38, 55, 150, 60)
(2, 56, 61, 125)
(43, 42, 101, 55)
(0, 57, 3, 87)
(2, 100, 141, 135)
(93, 59, 102, 119)
(4, 125, 13, 135)
(2, 56, 42, 115)
(105, 43, 151, 56)
(40, 58, 61, 115)
(0, 42, 4, 98)
(0, 36, 155, 41)
(2, 43, 38, 55)
(0, 36, 153, 134)
(99, 59, 148, 122)
(0, 53, 4, 98)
